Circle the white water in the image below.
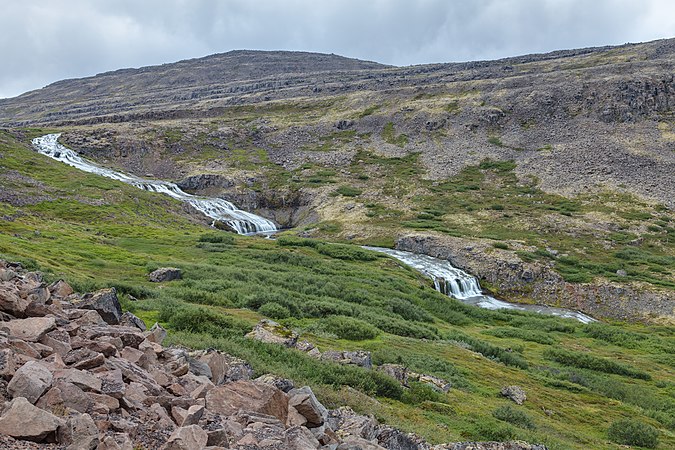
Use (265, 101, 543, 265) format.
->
(32, 134, 277, 235)
(364, 246, 597, 323)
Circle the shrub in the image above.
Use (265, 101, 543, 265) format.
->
(335, 186, 362, 197)
(198, 233, 235, 244)
(492, 405, 536, 430)
(582, 323, 647, 349)
(159, 302, 250, 338)
(544, 348, 650, 380)
(608, 419, 659, 448)
(483, 327, 556, 345)
(401, 382, 446, 405)
(316, 243, 377, 261)
(446, 331, 529, 369)
(318, 315, 379, 341)
(258, 302, 291, 320)
(276, 236, 319, 248)
(492, 242, 509, 250)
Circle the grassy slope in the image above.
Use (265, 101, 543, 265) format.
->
(0, 130, 674, 449)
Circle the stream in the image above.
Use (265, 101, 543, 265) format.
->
(33, 134, 596, 323)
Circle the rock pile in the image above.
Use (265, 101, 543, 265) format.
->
(0, 260, 546, 449)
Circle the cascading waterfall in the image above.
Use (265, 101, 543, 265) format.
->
(364, 246, 596, 323)
(32, 134, 277, 235)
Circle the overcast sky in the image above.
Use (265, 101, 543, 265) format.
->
(1, 0, 673, 99)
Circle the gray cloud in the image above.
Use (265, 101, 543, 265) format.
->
(1, 0, 673, 98)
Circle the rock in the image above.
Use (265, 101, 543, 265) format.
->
(40, 329, 72, 357)
(149, 267, 182, 283)
(289, 386, 328, 428)
(0, 348, 16, 379)
(73, 288, 122, 325)
(181, 404, 205, 426)
(53, 368, 102, 392)
(0, 268, 18, 282)
(377, 426, 426, 450)
(341, 436, 387, 449)
(37, 380, 93, 414)
(7, 360, 53, 403)
(48, 279, 74, 298)
(97, 368, 126, 399)
(0, 287, 30, 317)
(83, 325, 145, 348)
(285, 425, 321, 449)
(321, 350, 372, 369)
(206, 380, 289, 423)
(187, 356, 212, 379)
(616, 269, 628, 277)
(256, 373, 295, 393)
(119, 311, 147, 331)
(416, 373, 451, 393)
(58, 412, 98, 450)
(501, 385, 527, 405)
(164, 425, 208, 450)
(376, 364, 408, 386)
(2, 317, 56, 342)
(146, 322, 168, 344)
(64, 348, 106, 370)
(0, 396, 62, 442)
(245, 319, 298, 347)
(330, 407, 379, 441)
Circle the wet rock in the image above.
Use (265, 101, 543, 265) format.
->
(501, 385, 527, 405)
(0, 396, 62, 442)
(7, 361, 53, 403)
(149, 267, 182, 283)
(2, 317, 56, 342)
(73, 288, 122, 325)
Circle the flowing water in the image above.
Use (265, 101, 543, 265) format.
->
(34, 134, 595, 322)
(364, 246, 597, 323)
(32, 134, 277, 235)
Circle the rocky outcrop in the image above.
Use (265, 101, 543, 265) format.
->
(397, 234, 675, 324)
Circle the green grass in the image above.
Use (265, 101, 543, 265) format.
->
(382, 122, 409, 147)
(1, 130, 674, 449)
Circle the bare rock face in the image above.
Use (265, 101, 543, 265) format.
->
(206, 380, 289, 424)
(72, 288, 122, 325)
(149, 267, 182, 283)
(2, 317, 56, 342)
(0, 397, 62, 442)
(7, 361, 53, 403)
(501, 386, 527, 405)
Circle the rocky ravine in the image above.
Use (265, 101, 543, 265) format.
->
(0, 260, 547, 450)
(397, 234, 674, 324)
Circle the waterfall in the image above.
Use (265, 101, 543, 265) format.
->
(364, 246, 596, 323)
(32, 134, 277, 235)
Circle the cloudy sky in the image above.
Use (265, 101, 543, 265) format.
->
(1, 0, 673, 98)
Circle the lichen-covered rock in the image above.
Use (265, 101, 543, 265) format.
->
(246, 319, 298, 347)
(149, 268, 182, 283)
(501, 386, 527, 405)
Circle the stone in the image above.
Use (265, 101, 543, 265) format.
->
(0, 287, 30, 317)
(72, 288, 122, 325)
(164, 425, 208, 450)
(64, 348, 106, 370)
(341, 436, 387, 449)
(287, 405, 308, 427)
(285, 425, 321, 449)
(7, 360, 53, 403)
(119, 311, 147, 331)
(53, 368, 102, 392)
(0, 268, 18, 282)
(58, 412, 98, 450)
(40, 329, 72, 357)
(245, 319, 298, 347)
(376, 364, 409, 386)
(37, 381, 93, 414)
(187, 356, 212, 379)
(416, 373, 451, 393)
(206, 380, 289, 424)
(149, 267, 182, 283)
(2, 317, 56, 342)
(256, 373, 295, 393)
(181, 404, 205, 426)
(616, 269, 628, 277)
(146, 322, 168, 344)
(501, 385, 527, 405)
(331, 407, 379, 441)
(48, 279, 74, 298)
(0, 397, 62, 442)
(97, 368, 126, 399)
(321, 350, 372, 369)
(288, 386, 327, 428)
(83, 325, 145, 348)
(0, 348, 16, 379)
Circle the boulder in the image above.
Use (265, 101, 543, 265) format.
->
(7, 360, 53, 403)
(2, 317, 56, 342)
(181, 404, 205, 427)
(149, 267, 182, 283)
(321, 350, 372, 369)
(376, 364, 409, 386)
(285, 425, 321, 449)
(58, 412, 98, 450)
(37, 381, 93, 414)
(73, 288, 122, 325)
(256, 373, 295, 393)
(288, 386, 327, 428)
(206, 380, 289, 423)
(245, 319, 298, 347)
(0, 348, 16, 379)
(48, 279, 74, 298)
(0, 397, 62, 442)
(416, 373, 451, 393)
(164, 425, 208, 450)
(0, 287, 30, 317)
(119, 311, 147, 331)
(146, 322, 168, 344)
(53, 368, 102, 392)
(501, 385, 527, 405)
